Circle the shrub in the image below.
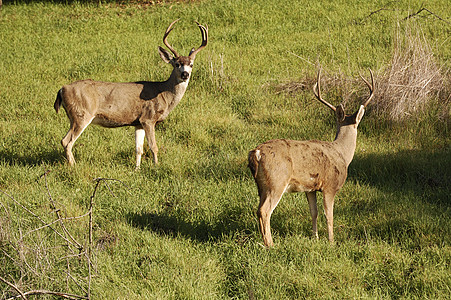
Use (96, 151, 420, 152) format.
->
(375, 21, 449, 121)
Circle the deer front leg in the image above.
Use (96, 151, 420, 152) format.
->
(322, 191, 336, 244)
(141, 121, 158, 165)
(135, 127, 146, 169)
(305, 191, 319, 239)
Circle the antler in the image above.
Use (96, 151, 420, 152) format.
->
(189, 21, 208, 59)
(163, 19, 181, 58)
(359, 69, 375, 108)
(313, 69, 337, 112)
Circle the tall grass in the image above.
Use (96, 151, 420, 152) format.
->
(376, 21, 449, 120)
(1, 0, 450, 299)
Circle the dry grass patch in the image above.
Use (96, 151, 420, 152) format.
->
(275, 22, 450, 122)
(375, 22, 449, 121)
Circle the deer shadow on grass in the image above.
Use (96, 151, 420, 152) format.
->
(0, 148, 61, 166)
(127, 204, 255, 243)
(249, 147, 451, 245)
(348, 147, 450, 206)
(129, 147, 450, 245)
(338, 147, 451, 245)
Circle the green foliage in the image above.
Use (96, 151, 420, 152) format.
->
(1, 0, 450, 299)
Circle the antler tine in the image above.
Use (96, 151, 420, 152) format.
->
(163, 19, 180, 58)
(360, 68, 375, 108)
(313, 69, 337, 112)
(189, 21, 208, 59)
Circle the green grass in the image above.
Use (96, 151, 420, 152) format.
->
(1, 0, 450, 299)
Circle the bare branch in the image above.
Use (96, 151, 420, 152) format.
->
(2, 173, 131, 300)
(93, 177, 132, 191)
(287, 51, 315, 66)
(354, 1, 449, 25)
(354, 0, 400, 24)
(0, 189, 73, 248)
(21, 210, 92, 241)
(0, 197, 10, 218)
(403, 7, 450, 24)
(37, 171, 83, 251)
(65, 271, 88, 296)
(0, 275, 27, 300)
(4, 290, 88, 300)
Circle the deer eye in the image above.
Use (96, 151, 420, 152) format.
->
(190, 63, 193, 68)
(175, 63, 180, 68)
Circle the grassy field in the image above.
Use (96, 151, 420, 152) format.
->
(1, 0, 450, 299)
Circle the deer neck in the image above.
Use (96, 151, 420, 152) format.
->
(162, 72, 190, 112)
(332, 125, 358, 167)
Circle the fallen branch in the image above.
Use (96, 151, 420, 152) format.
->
(0, 275, 27, 300)
(0, 189, 77, 249)
(39, 170, 84, 251)
(1, 173, 132, 300)
(87, 177, 131, 299)
(355, 2, 450, 25)
(4, 289, 89, 300)
(403, 7, 450, 24)
(354, 0, 400, 24)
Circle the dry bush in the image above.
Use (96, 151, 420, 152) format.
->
(0, 176, 125, 300)
(275, 22, 450, 122)
(375, 22, 449, 121)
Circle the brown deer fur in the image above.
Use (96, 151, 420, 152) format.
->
(248, 70, 374, 247)
(54, 20, 207, 168)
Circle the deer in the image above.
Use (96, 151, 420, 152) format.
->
(54, 19, 208, 169)
(248, 69, 375, 247)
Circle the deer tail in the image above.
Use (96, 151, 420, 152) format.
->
(248, 149, 261, 178)
(54, 88, 63, 113)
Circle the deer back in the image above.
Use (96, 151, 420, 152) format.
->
(250, 139, 348, 195)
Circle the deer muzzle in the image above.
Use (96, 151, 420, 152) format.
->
(181, 71, 190, 80)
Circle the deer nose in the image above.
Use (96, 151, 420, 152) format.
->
(181, 71, 190, 80)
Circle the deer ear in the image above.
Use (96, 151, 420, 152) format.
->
(158, 46, 173, 63)
(356, 105, 365, 123)
(188, 47, 196, 57)
(336, 104, 346, 122)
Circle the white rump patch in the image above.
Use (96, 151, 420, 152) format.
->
(255, 149, 261, 160)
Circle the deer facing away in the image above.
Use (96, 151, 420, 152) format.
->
(54, 19, 208, 168)
(248, 69, 374, 247)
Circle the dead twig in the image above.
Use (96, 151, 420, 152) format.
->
(355, 1, 450, 25)
(0, 275, 27, 300)
(20, 211, 92, 241)
(38, 170, 84, 252)
(354, 0, 400, 24)
(287, 51, 315, 66)
(65, 271, 88, 296)
(2, 173, 132, 300)
(0, 197, 10, 218)
(403, 7, 450, 24)
(85, 177, 130, 298)
(0, 189, 77, 250)
(4, 289, 89, 300)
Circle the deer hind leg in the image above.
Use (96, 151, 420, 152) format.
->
(141, 121, 158, 165)
(134, 127, 146, 169)
(61, 117, 93, 166)
(257, 187, 286, 247)
(305, 191, 319, 239)
(322, 191, 336, 244)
